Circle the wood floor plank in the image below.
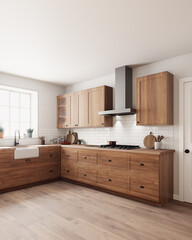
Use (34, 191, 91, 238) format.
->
(0, 181, 191, 240)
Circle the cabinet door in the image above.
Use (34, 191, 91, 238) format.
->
(88, 87, 105, 127)
(71, 92, 79, 127)
(57, 94, 71, 128)
(136, 72, 173, 125)
(78, 90, 88, 127)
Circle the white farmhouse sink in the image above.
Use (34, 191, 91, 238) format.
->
(14, 147, 39, 159)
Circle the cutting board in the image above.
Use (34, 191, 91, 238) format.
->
(66, 131, 75, 144)
(143, 132, 156, 149)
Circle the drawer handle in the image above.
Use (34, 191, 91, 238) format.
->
(108, 159, 112, 162)
(26, 159, 30, 162)
(66, 154, 70, 157)
(75, 124, 78, 126)
(67, 170, 69, 173)
(108, 179, 112, 182)
(84, 173, 87, 176)
(140, 186, 144, 189)
(50, 170, 53, 173)
(50, 154, 53, 157)
(140, 163, 144, 166)
(83, 156, 87, 159)
(66, 124, 68, 127)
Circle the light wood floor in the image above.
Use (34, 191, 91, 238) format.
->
(0, 182, 191, 240)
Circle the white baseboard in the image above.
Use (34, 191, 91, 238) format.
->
(173, 194, 180, 201)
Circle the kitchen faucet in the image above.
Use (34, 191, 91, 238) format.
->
(14, 130, 20, 146)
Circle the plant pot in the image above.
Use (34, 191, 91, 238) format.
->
(0, 132, 4, 138)
(27, 132, 33, 138)
(154, 142, 161, 150)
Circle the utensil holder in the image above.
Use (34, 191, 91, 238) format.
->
(154, 142, 161, 150)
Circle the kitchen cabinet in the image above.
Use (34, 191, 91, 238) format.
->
(88, 86, 113, 127)
(78, 90, 89, 127)
(37, 146, 61, 181)
(57, 85, 113, 128)
(136, 71, 173, 125)
(57, 94, 72, 128)
(61, 146, 174, 205)
(0, 146, 61, 192)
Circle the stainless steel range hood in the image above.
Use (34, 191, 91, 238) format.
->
(99, 66, 136, 116)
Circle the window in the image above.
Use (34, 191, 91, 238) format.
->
(0, 85, 38, 138)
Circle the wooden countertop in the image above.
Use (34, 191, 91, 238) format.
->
(61, 145, 175, 155)
(0, 144, 175, 155)
(0, 144, 61, 151)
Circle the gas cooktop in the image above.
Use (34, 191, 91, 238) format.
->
(99, 145, 140, 150)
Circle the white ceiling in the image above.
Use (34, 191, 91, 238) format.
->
(0, 0, 192, 85)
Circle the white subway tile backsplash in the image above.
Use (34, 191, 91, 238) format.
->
(0, 129, 65, 146)
(68, 115, 174, 149)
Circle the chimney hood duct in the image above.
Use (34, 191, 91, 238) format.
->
(99, 66, 136, 116)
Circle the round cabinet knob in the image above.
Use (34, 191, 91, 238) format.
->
(185, 149, 190, 154)
(83, 156, 87, 159)
(108, 159, 112, 162)
(84, 174, 87, 177)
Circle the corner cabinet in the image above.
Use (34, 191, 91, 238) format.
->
(57, 86, 113, 128)
(136, 71, 173, 125)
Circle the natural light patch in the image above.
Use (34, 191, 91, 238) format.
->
(0, 85, 38, 138)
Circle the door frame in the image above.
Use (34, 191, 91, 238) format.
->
(179, 76, 192, 202)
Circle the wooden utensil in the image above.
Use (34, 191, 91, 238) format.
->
(143, 132, 156, 149)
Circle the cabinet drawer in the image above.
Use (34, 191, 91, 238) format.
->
(98, 171, 127, 193)
(40, 147, 60, 163)
(38, 163, 60, 181)
(78, 150, 97, 164)
(61, 148, 77, 162)
(77, 168, 97, 183)
(130, 154, 159, 177)
(130, 177, 159, 202)
(98, 151, 127, 169)
(61, 166, 77, 180)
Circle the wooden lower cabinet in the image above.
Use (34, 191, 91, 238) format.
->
(61, 147, 174, 205)
(0, 146, 61, 191)
(97, 170, 127, 193)
(77, 167, 97, 184)
(38, 163, 60, 181)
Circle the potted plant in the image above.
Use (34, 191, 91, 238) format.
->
(77, 139, 83, 145)
(0, 125, 4, 138)
(27, 128, 34, 138)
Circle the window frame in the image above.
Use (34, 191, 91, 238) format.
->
(0, 84, 38, 138)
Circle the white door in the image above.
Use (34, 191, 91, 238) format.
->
(184, 81, 192, 203)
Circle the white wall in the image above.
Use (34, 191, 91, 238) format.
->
(0, 72, 65, 144)
(64, 52, 192, 199)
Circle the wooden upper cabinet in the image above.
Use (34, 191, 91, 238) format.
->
(88, 87, 104, 127)
(71, 90, 88, 127)
(88, 86, 113, 127)
(57, 94, 72, 128)
(78, 90, 88, 127)
(71, 92, 79, 127)
(136, 71, 173, 125)
(57, 86, 113, 128)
